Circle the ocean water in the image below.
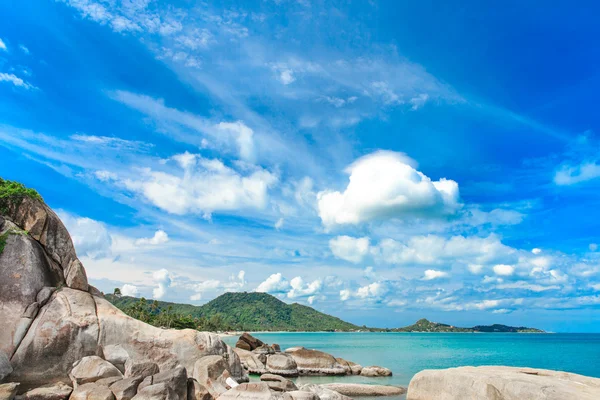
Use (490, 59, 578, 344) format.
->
(223, 332, 600, 397)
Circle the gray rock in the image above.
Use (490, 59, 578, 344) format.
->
(233, 348, 267, 375)
(35, 287, 55, 307)
(137, 366, 187, 400)
(14, 382, 73, 400)
(287, 391, 319, 400)
(101, 345, 129, 374)
(360, 366, 392, 377)
(192, 355, 231, 398)
(22, 303, 39, 319)
(218, 382, 292, 400)
(321, 383, 406, 396)
(334, 358, 361, 376)
(266, 354, 298, 377)
(286, 349, 345, 376)
(69, 356, 123, 387)
(260, 374, 297, 392)
(298, 385, 350, 400)
(0, 351, 12, 382)
(187, 379, 211, 400)
(132, 383, 178, 400)
(406, 366, 600, 400)
(109, 377, 143, 400)
(95, 377, 122, 387)
(88, 286, 104, 298)
(124, 360, 158, 379)
(64, 259, 88, 292)
(70, 382, 115, 400)
(0, 383, 19, 400)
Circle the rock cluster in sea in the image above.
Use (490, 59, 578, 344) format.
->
(1, 196, 599, 400)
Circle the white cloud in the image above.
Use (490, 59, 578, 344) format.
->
(554, 162, 600, 185)
(409, 94, 429, 110)
(468, 264, 484, 274)
(422, 269, 449, 280)
(255, 273, 290, 293)
(0, 72, 37, 90)
(135, 230, 169, 246)
(287, 277, 322, 299)
(275, 218, 284, 230)
(317, 151, 460, 229)
(19, 44, 30, 54)
(493, 264, 515, 276)
(329, 236, 370, 263)
(340, 289, 351, 301)
(356, 282, 388, 299)
(152, 268, 171, 299)
(590, 243, 598, 252)
(279, 69, 295, 85)
(532, 248, 542, 255)
(0, 38, 6, 51)
(215, 121, 255, 161)
(58, 212, 112, 259)
(121, 284, 139, 297)
(122, 153, 277, 217)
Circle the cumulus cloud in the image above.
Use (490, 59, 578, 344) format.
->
(215, 121, 255, 161)
(255, 273, 290, 293)
(423, 269, 449, 280)
(287, 277, 323, 299)
(152, 269, 171, 299)
(340, 289, 351, 301)
(122, 153, 277, 217)
(329, 236, 370, 263)
(186, 271, 246, 300)
(135, 230, 169, 246)
(493, 264, 515, 276)
(532, 248, 542, 255)
(317, 151, 460, 229)
(554, 162, 600, 185)
(121, 284, 139, 297)
(58, 212, 112, 259)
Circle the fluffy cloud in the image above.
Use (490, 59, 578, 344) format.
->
(287, 277, 323, 299)
(493, 264, 515, 276)
(121, 284, 139, 297)
(215, 121, 255, 161)
(554, 162, 600, 185)
(255, 273, 290, 293)
(135, 230, 169, 246)
(58, 212, 112, 259)
(423, 269, 449, 280)
(532, 248, 542, 255)
(317, 151, 460, 229)
(152, 269, 171, 299)
(329, 236, 370, 263)
(186, 271, 246, 301)
(122, 153, 277, 217)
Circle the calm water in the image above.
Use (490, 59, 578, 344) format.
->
(223, 332, 600, 393)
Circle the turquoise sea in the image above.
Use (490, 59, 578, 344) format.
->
(223, 332, 600, 396)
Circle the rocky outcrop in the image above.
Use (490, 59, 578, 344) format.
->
(0, 382, 19, 400)
(360, 366, 392, 377)
(69, 356, 123, 387)
(236, 334, 264, 352)
(109, 377, 143, 400)
(299, 384, 350, 400)
(265, 354, 298, 377)
(285, 349, 345, 376)
(233, 348, 267, 375)
(14, 382, 73, 400)
(192, 355, 233, 398)
(321, 383, 406, 396)
(406, 366, 600, 400)
(260, 374, 297, 392)
(334, 358, 361, 376)
(218, 382, 292, 400)
(287, 391, 319, 400)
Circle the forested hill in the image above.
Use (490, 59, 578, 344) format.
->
(106, 291, 359, 332)
(395, 318, 544, 333)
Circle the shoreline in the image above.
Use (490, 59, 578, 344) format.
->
(219, 331, 555, 337)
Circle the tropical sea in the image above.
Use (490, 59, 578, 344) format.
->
(223, 332, 600, 398)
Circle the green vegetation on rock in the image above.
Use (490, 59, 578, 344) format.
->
(107, 291, 359, 332)
(394, 318, 544, 333)
(0, 178, 43, 215)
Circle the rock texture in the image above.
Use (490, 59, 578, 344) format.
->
(260, 374, 297, 392)
(14, 382, 73, 400)
(0, 382, 19, 400)
(219, 382, 292, 400)
(360, 366, 392, 377)
(321, 383, 406, 396)
(109, 377, 143, 400)
(236, 334, 264, 352)
(69, 356, 123, 387)
(70, 382, 115, 400)
(265, 354, 298, 377)
(299, 384, 350, 400)
(233, 348, 267, 375)
(286, 349, 345, 376)
(407, 366, 600, 400)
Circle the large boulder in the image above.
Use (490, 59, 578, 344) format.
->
(334, 358, 361, 376)
(233, 348, 267, 375)
(70, 382, 115, 400)
(187, 379, 211, 400)
(137, 366, 187, 400)
(131, 383, 178, 400)
(218, 382, 291, 400)
(265, 355, 298, 377)
(0, 351, 12, 382)
(285, 349, 345, 376)
(287, 391, 319, 400)
(260, 374, 297, 392)
(236, 334, 264, 352)
(13, 382, 73, 400)
(360, 366, 392, 377)
(192, 355, 233, 398)
(109, 377, 143, 400)
(0, 383, 19, 400)
(124, 360, 159, 379)
(321, 383, 406, 396)
(69, 356, 123, 387)
(407, 366, 600, 400)
(298, 384, 350, 400)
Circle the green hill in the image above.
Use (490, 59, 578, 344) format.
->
(106, 291, 359, 332)
(395, 318, 544, 333)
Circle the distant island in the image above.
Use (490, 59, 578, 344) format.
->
(107, 291, 544, 333)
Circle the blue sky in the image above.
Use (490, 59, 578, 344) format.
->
(1, 0, 599, 332)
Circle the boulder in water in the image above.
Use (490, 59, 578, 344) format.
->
(265, 354, 298, 377)
(285, 349, 345, 376)
(360, 366, 392, 377)
(260, 374, 298, 392)
(321, 383, 406, 396)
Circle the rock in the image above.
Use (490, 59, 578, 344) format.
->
(70, 382, 115, 400)
(109, 377, 143, 400)
(406, 366, 600, 400)
(88, 286, 104, 298)
(271, 345, 281, 353)
(235, 341, 252, 351)
(187, 379, 211, 400)
(218, 382, 291, 400)
(285, 349, 345, 376)
(237, 334, 264, 351)
(321, 383, 406, 396)
(102, 345, 129, 374)
(287, 391, 319, 400)
(260, 374, 297, 392)
(192, 355, 232, 398)
(15, 382, 72, 400)
(284, 348, 304, 354)
(22, 303, 39, 319)
(64, 259, 88, 291)
(298, 385, 350, 400)
(265, 354, 298, 377)
(334, 358, 361, 376)
(0, 383, 19, 400)
(137, 366, 187, 400)
(360, 366, 392, 377)
(0, 351, 12, 382)
(69, 356, 123, 387)
(132, 383, 178, 400)
(35, 287, 55, 307)
(96, 377, 123, 387)
(124, 360, 158, 379)
(233, 348, 267, 375)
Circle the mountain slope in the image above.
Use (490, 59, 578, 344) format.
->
(107, 291, 359, 331)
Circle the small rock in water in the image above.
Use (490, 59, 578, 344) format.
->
(360, 366, 392, 377)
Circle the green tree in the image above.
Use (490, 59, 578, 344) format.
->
(113, 288, 122, 296)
